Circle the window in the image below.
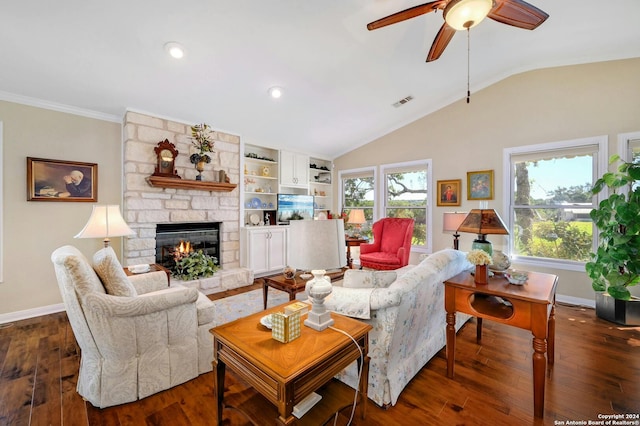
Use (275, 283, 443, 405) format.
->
(339, 167, 376, 239)
(504, 136, 607, 270)
(381, 160, 431, 251)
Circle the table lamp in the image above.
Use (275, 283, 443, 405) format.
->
(288, 219, 346, 331)
(347, 209, 366, 237)
(456, 209, 509, 255)
(443, 212, 468, 250)
(74, 205, 135, 247)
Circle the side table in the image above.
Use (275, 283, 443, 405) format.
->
(443, 270, 558, 418)
(124, 263, 171, 286)
(262, 269, 345, 309)
(345, 237, 368, 269)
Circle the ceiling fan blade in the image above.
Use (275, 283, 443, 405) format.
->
(367, 1, 445, 31)
(488, 0, 549, 30)
(426, 23, 456, 62)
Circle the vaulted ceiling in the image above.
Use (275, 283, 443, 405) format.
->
(1, 0, 639, 158)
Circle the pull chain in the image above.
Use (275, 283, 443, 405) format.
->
(467, 28, 471, 104)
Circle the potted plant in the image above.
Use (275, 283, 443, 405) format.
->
(172, 249, 219, 281)
(586, 154, 640, 325)
(189, 123, 214, 180)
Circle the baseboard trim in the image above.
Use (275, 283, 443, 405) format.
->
(557, 294, 595, 309)
(0, 303, 65, 325)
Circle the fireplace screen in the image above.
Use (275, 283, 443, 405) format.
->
(155, 222, 220, 270)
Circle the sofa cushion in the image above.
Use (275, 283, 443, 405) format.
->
(93, 247, 137, 297)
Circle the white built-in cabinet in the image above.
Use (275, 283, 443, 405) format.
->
(240, 226, 287, 277)
(279, 151, 309, 188)
(309, 157, 333, 212)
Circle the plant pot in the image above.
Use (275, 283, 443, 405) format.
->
(595, 292, 640, 325)
(474, 264, 489, 285)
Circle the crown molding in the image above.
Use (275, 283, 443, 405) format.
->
(0, 90, 121, 123)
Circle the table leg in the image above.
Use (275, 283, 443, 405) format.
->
(532, 335, 547, 418)
(262, 279, 268, 310)
(213, 358, 225, 425)
(356, 351, 370, 419)
(346, 245, 353, 269)
(548, 303, 556, 365)
(446, 311, 456, 379)
(476, 317, 483, 342)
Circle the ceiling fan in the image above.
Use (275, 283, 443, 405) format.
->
(367, 0, 549, 62)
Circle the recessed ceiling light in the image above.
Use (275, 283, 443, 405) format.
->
(268, 86, 283, 99)
(164, 42, 185, 59)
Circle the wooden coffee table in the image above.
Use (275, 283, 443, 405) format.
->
(262, 269, 345, 309)
(211, 303, 372, 425)
(443, 270, 558, 418)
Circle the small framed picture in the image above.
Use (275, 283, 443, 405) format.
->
(27, 157, 98, 202)
(467, 170, 494, 200)
(437, 179, 462, 207)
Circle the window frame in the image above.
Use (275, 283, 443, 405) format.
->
(338, 165, 377, 221)
(380, 159, 432, 253)
(502, 135, 608, 271)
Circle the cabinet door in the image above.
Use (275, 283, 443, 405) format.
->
(267, 227, 287, 271)
(280, 151, 308, 187)
(247, 229, 270, 274)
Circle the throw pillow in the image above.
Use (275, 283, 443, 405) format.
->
(373, 271, 397, 288)
(93, 247, 137, 297)
(342, 270, 397, 289)
(342, 270, 374, 289)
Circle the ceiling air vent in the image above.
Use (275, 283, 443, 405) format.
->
(392, 95, 414, 108)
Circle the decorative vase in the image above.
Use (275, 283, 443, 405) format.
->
(195, 159, 206, 181)
(475, 264, 489, 285)
(304, 269, 334, 331)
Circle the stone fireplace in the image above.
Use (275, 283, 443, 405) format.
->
(155, 222, 221, 270)
(121, 111, 252, 294)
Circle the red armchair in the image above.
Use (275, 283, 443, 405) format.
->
(359, 218, 414, 270)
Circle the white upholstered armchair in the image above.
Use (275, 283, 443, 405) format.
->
(51, 245, 216, 408)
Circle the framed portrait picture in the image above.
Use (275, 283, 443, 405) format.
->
(437, 179, 462, 207)
(27, 157, 98, 202)
(467, 170, 494, 200)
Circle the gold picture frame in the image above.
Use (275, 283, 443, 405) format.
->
(467, 169, 494, 200)
(27, 157, 98, 202)
(436, 179, 462, 207)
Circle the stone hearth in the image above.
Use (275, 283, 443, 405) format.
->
(122, 111, 252, 294)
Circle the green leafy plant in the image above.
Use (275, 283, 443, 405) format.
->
(586, 155, 640, 300)
(189, 123, 214, 165)
(172, 250, 219, 281)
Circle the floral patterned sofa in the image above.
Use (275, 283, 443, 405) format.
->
(325, 248, 472, 407)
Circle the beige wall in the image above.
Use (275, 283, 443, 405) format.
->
(0, 101, 122, 315)
(334, 57, 640, 301)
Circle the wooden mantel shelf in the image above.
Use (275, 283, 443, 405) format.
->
(147, 176, 237, 192)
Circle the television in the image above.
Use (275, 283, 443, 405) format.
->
(277, 194, 314, 224)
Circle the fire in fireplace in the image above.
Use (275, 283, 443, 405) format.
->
(155, 222, 221, 270)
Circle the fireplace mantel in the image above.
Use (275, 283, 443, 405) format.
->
(147, 176, 237, 192)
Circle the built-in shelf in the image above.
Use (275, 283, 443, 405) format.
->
(147, 176, 237, 192)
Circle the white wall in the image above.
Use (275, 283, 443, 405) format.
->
(334, 57, 640, 302)
(0, 101, 122, 318)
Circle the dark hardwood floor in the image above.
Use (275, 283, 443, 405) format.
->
(1, 286, 639, 425)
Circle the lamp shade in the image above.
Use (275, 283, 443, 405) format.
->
(457, 209, 509, 236)
(288, 219, 347, 271)
(347, 209, 366, 225)
(444, 0, 493, 30)
(443, 212, 468, 233)
(75, 205, 135, 247)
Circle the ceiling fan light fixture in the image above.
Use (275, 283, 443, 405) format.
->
(444, 0, 493, 31)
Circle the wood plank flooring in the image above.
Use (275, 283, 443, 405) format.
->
(1, 287, 639, 425)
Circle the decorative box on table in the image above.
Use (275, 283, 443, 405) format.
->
(272, 311, 301, 343)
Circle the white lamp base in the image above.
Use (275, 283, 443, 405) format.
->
(304, 310, 334, 331)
